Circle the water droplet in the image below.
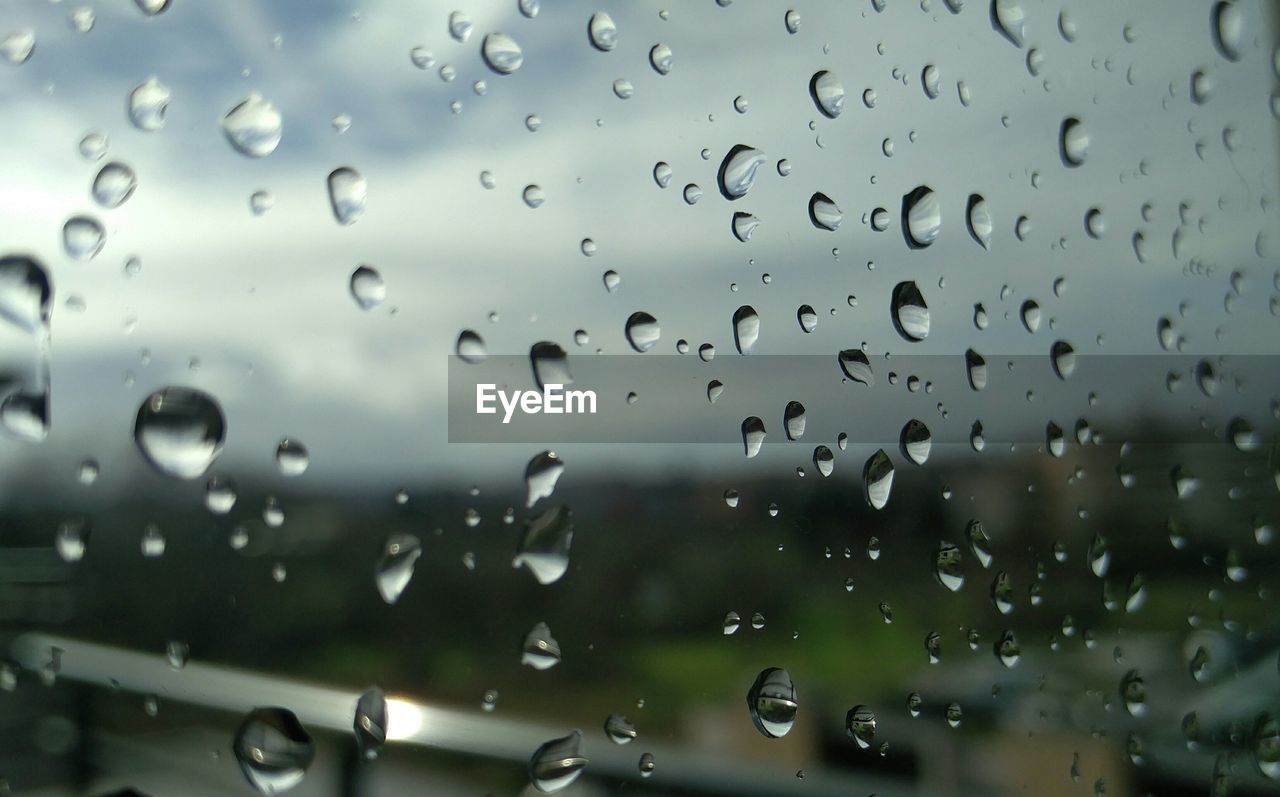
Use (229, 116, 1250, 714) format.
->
(514, 504, 574, 585)
(128, 76, 172, 131)
(1, 30, 36, 65)
(0, 255, 51, 334)
(523, 184, 546, 208)
(991, 571, 1014, 614)
(966, 194, 993, 249)
(797, 305, 817, 333)
(524, 451, 564, 508)
(649, 43, 673, 75)
(922, 64, 941, 98)
(808, 193, 843, 231)
(935, 543, 965, 591)
(900, 419, 931, 465)
(1120, 669, 1146, 716)
(1211, 1, 1244, 62)
(652, 162, 674, 189)
(521, 621, 561, 670)
(783, 401, 806, 441)
(996, 630, 1021, 668)
(625, 312, 660, 352)
(221, 95, 282, 158)
(56, 519, 88, 562)
(945, 702, 962, 727)
(134, 388, 225, 479)
(375, 533, 421, 604)
(249, 190, 274, 216)
(638, 752, 655, 777)
(448, 11, 472, 43)
(612, 78, 634, 99)
(1088, 533, 1111, 577)
(530, 730, 586, 792)
(233, 707, 315, 794)
(456, 329, 487, 363)
(682, 183, 702, 205)
(1060, 117, 1089, 167)
(588, 11, 618, 51)
(482, 33, 523, 75)
(992, 0, 1026, 47)
(966, 520, 993, 568)
(1051, 341, 1076, 379)
(91, 162, 137, 208)
(742, 416, 766, 458)
(275, 438, 309, 477)
(605, 714, 637, 745)
(723, 610, 741, 633)
(839, 349, 874, 385)
(809, 70, 845, 118)
(530, 342, 571, 389)
(748, 668, 798, 739)
(140, 524, 166, 558)
(1255, 714, 1280, 778)
(327, 167, 367, 225)
(785, 10, 801, 33)
(902, 186, 941, 248)
(863, 449, 894, 510)
(732, 306, 759, 354)
(349, 265, 386, 310)
(354, 687, 387, 760)
(891, 281, 930, 341)
(846, 706, 877, 748)
(63, 216, 105, 260)
(718, 145, 766, 201)
(135, 0, 171, 15)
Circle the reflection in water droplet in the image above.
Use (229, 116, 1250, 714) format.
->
(846, 705, 877, 749)
(233, 707, 315, 794)
(0, 255, 52, 335)
(839, 350, 873, 385)
(128, 77, 171, 131)
(798, 305, 817, 333)
(605, 714, 637, 745)
(1211, 1, 1244, 62)
(809, 70, 845, 118)
(784, 401, 806, 441)
(525, 451, 564, 507)
(996, 630, 1021, 668)
(134, 388, 226, 479)
(56, 519, 88, 562)
(625, 312, 661, 352)
(891, 281, 930, 341)
(328, 167, 367, 225)
(683, 183, 702, 205)
(456, 330, 487, 364)
(522, 621, 562, 670)
(1120, 669, 1146, 716)
(448, 11, 472, 43)
(718, 145, 766, 200)
(275, 438, 309, 477)
(723, 610, 741, 633)
(902, 186, 941, 248)
(1089, 534, 1111, 578)
(375, 533, 421, 604)
(935, 543, 964, 591)
(864, 449, 894, 510)
(992, 0, 1026, 47)
(809, 193, 843, 231)
(514, 504, 574, 585)
(588, 12, 618, 51)
(653, 162, 672, 188)
(63, 216, 105, 260)
(733, 306, 759, 354)
(900, 420, 931, 465)
(1051, 341, 1076, 379)
(206, 475, 237, 514)
(967, 195, 993, 249)
(482, 33, 523, 75)
(991, 571, 1013, 614)
(1, 30, 36, 64)
(523, 185, 546, 208)
(1060, 117, 1089, 167)
(1255, 714, 1280, 778)
(530, 730, 586, 792)
(748, 668, 798, 739)
(221, 95, 283, 158)
(922, 64, 940, 98)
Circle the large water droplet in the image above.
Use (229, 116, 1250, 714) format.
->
(966, 349, 988, 391)
(1211, 1, 1244, 62)
(809, 70, 845, 118)
(996, 630, 1021, 668)
(128, 77, 171, 131)
(134, 388, 225, 479)
(354, 687, 387, 760)
(1088, 533, 1111, 578)
(1051, 341, 1076, 379)
(134, 0, 171, 15)
(525, 451, 564, 507)
(902, 186, 941, 248)
(863, 449, 894, 510)
(733, 305, 760, 354)
(649, 43, 673, 75)
(481, 33, 523, 75)
(514, 504, 573, 585)
(967, 520, 993, 568)
(748, 668, 798, 739)
(991, 0, 1026, 47)
(233, 707, 315, 794)
(966, 194, 993, 249)
(808, 193, 843, 231)
(530, 730, 587, 792)
(327, 167, 367, 225)
(275, 438, 309, 477)
(783, 401, 806, 441)
(448, 11, 472, 43)
(63, 216, 105, 260)
(0, 255, 51, 334)
(990, 571, 1014, 613)
(891, 281, 930, 341)
(625, 312, 660, 352)
(1120, 669, 1146, 716)
(521, 621, 562, 670)
(221, 95, 283, 158)
(605, 713, 637, 745)
(588, 12, 618, 51)
(92, 162, 137, 208)
(1060, 117, 1089, 167)
(839, 349, 874, 385)
(1255, 713, 1280, 779)
(375, 533, 421, 604)
(718, 145, 766, 201)
(1, 30, 35, 65)
(55, 519, 88, 562)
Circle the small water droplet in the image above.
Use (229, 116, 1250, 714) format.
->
(588, 12, 618, 51)
(327, 167, 367, 225)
